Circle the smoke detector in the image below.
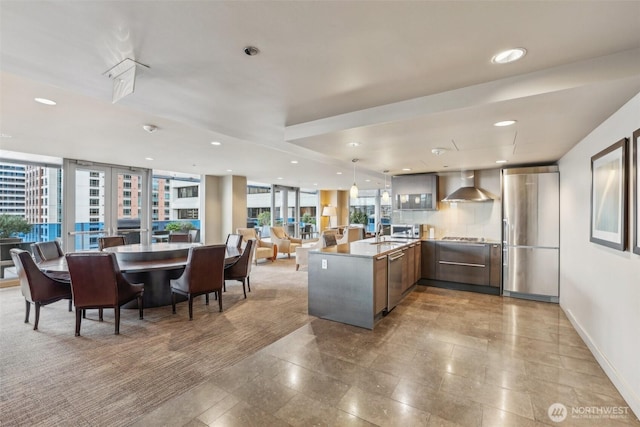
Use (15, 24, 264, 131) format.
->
(431, 148, 446, 156)
(142, 124, 158, 133)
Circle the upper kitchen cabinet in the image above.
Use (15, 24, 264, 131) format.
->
(392, 174, 439, 210)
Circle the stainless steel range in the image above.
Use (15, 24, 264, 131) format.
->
(441, 236, 486, 242)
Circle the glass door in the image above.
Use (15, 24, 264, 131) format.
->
(63, 159, 151, 251)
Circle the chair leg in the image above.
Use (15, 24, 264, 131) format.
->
(138, 296, 144, 320)
(188, 295, 193, 320)
(296, 264, 299, 271)
(99, 308, 104, 321)
(172, 292, 177, 314)
(75, 309, 82, 336)
(218, 291, 223, 312)
(223, 281, 226, 292)
(247, 276, 251, 293)
(68, 299, 72, 312)
(24, 300, 30, 324)
(34, 302, 41, 331)
(114, 307, 120, 335)
(242, 279, 246, 299)
(82, 309, 86, 319)
(205, 293, 209, 305)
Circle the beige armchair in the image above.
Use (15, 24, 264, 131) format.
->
(236, 228, 277, 264)
(270, 226, 302, 258)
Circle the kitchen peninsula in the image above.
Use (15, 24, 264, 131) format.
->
(308, 237, 420, 329)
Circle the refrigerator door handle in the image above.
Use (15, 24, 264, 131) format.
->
(503, 218, 509, 245)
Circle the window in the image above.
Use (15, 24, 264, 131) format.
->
(123, 208, 131, 216)
(89, 179, 100, 187)
(123, 190, 131, 198)
(177, 208, 198, 219)
(89, 217, 99, 223)
(90, 189, 99, 197)
(123, 182, 132, 189)
(90, 208, 100, 216)
(177, 186, 198, 198)
(90, 172, 99, 178)
(89, 199, 99, 206)
(123, 200, 131, 207)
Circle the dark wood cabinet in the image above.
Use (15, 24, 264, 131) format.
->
(421, 241, 436, 280)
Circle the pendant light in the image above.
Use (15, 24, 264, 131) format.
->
(381, 170, 390, 203)
(350, 159, 359, 199)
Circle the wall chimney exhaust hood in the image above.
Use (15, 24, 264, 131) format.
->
(442, 171, 494, 202)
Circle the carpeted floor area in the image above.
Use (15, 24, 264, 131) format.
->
(0, 256, 312, 426)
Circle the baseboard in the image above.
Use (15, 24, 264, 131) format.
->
(0, 279, 19, 288)
(563, 306, 640, 420)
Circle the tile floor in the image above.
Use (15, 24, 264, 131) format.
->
(133, 286, 639, 427)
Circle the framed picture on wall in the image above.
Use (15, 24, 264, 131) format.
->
(590, 138, 628, 251)
(633, 128, 640, 255)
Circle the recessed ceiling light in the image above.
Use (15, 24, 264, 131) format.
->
(496, 160, 508, 164)
(494, 120, 517, 127)
(277, 177, 283, 180)
(34, 97, 56, 106)
(336, 172, 343, 175)
(402, 168, 411, 171)
(226, 169, 232, 172)
(0, 133, 12, 138)
(491, 48, 526, 64)
(365, 179, 371, 182)
(313, 183, 318, 186)
(347, 142, 361, 147)
(244, 46, 259, 56)
(431, 148, 447, 156)
(211, 141, 221, 146)
(290, 160, 298, 164)
(145, 157, 154, 161)
(142, 124, 158, 133)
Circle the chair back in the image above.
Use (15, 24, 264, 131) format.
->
(169, 233, 190, 243)
(182, 245, 226, 294)
(98, 236, 126, 251)
(225, 239, 255, 279)
(225, 233, 243, 249)
(236, 227, 258, 241)
(10, 248, 64, 302)
(33, 241, 64, 261)
(66, 252, 119, 307)
(270, 226, 286, 239)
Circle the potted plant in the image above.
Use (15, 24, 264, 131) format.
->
(165, 221, 195, 233)
(349, 210, 367, 226)
(257, 211, 271, 237)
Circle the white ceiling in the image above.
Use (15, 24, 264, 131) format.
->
(1, 1, 639, 190)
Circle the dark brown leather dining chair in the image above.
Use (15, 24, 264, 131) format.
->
(33, 240, 64, 262)
(224, 239, 256, 299)
(170, 244, 226, 320)
(10, 249, 72, 330)
(168, 233, 190, 243)
(66, 252, 144, 336)
(98, 236, 126, 251)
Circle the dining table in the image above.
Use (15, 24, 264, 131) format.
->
(38, 242, 241, 308)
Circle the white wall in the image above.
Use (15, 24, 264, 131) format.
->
(558, 92, 640, 418)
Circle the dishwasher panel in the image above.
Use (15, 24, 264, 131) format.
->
(387, 250, 405, 312)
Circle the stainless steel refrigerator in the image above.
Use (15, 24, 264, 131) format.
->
(502, 166, 560, 302)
